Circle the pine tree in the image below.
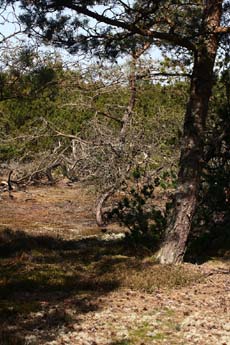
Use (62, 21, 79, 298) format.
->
(1, 0, 230, 263)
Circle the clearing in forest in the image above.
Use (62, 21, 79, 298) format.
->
(0, 183, 229, 345)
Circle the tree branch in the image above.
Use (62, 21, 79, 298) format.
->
(46, 2, 196, 51)
(96, 111, 123, 124)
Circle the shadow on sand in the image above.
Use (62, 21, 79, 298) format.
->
(0, 227, 150, 345)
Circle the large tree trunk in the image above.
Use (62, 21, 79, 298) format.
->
(157, 1, 222, 264)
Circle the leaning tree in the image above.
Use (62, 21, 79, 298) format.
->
(1, 0, 230, 263)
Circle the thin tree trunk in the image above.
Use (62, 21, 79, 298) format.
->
(119, 42, 150, 149)
(119, 56, 137, 148)
(95, 50, 141, 226)
(157, 1, 222, 264)
(95, 187, 115, 226)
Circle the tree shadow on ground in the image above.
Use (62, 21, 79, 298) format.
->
(0, 227, 151, 345)
(0, 228, 204, 345)
(185, 223, 230, 264)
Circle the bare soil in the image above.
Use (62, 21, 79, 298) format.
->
(0, 182, 229, 345)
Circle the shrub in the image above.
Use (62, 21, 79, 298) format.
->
(108, 179, 169, 246)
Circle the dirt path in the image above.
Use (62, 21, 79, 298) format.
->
(0, 184, 229, 345)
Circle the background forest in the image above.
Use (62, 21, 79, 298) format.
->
(0, 46, 229, 259)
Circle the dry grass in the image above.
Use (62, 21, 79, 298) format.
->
(0, 229, 202, 344)
(0, 228, 202, 306)
(0, 184, 204, 344)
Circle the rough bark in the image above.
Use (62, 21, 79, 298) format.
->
(157, 1, 223, 264)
